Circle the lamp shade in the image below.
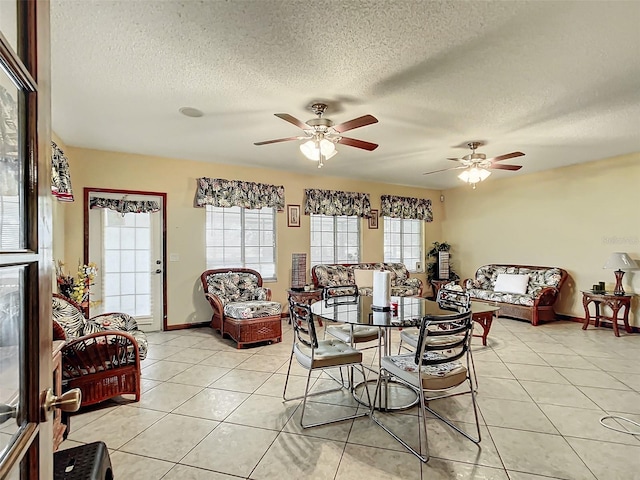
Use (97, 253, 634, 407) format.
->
(603, 252, 639, 270)
(458, 167, 491, 184)
(299, 139, 337, 161)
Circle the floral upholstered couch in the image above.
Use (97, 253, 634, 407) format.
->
(463, 264, 568, 326)
(311, 263, 423, 297)
(200, 269, 282, 348)
(52, 294, 148, 360)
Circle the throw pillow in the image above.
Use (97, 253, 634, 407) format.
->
(354, 268, 374, 287)
(494, 273, 530, 294)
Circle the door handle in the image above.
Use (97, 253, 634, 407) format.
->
(155, 269, 162, 274)
(42, 388, 81, 421)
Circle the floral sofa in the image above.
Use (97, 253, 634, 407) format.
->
(200, 268, 282, 348)
(311, 263, 423, 297)
(463, 264, 568, 326)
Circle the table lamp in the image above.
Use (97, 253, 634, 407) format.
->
(603, 252, 638, 295)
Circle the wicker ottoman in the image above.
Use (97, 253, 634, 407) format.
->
(223, 314, 282, 349)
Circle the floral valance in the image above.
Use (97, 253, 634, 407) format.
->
(90, 196, 160, 216)
(304, 188, 371, 217)
(380, 194, 433, 222)
(195, 178, 285, 211)
(51, 141, 74, 202)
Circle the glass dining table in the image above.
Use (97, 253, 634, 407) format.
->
(310, 295, 457, 411)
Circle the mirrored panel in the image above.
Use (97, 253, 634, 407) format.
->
(0, 265, 24, 459)
(0, 66, 24, 251)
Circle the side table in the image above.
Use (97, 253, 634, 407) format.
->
(287, 288, 323, 325)
(581, 291, 633, 337)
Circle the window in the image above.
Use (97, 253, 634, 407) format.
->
(383, 217, 423, 272)
(310, 214, 360, 266)
(205, 205, 276, 280)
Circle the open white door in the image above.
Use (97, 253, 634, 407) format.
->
(87, 190, 165, 332)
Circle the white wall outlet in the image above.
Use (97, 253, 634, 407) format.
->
(169, 253, 180, 262)
(416, 261, 422, 271)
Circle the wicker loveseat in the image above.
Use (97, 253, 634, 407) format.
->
(52, 294, 148, 406)
(201, 268, 282, 348)
(311, 262, 423, 297)
(463, 264, 568, 326)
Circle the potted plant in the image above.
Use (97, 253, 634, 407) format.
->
(426, 241, 459, 283)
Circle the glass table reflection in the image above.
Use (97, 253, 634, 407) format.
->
(311, 296, 456, 410)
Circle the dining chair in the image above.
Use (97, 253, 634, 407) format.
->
(397, 288, 471, 353)
(370, 309, 480, 463)
(323, 288, 382, 352)
(283, 299, 371, 428)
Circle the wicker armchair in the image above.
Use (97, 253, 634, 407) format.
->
(200, 268, 282, 348)
(52, 294, 146, 406)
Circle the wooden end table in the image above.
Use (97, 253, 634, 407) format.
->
(470, 302, 500, 346)
(581, 290, 633, 337)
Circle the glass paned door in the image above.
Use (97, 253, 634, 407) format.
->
(0, 2, 53, 477)
(88, 191, 164, 332)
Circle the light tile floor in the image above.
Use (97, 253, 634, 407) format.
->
(58, 318, 640, 479)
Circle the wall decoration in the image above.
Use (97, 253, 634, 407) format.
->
(368, 209, 379, 229)
(287, 204, 300, 227)
(291, 253, 307, 290)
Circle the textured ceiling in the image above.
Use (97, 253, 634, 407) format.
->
(50, 0, 640, 190)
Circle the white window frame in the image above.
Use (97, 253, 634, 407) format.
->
(205, 205, 277, 280)
(310, 214, 360, 267)
(383, 217, 423, 273)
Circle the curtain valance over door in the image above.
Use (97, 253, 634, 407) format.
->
(89, 196, 160, 215)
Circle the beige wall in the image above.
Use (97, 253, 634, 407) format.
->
(442, 153, 640, 325)
(59, 146, 442, 328)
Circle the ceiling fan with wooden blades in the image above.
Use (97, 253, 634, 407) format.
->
(254, 103, 379, 168)
(423, 141, 525, 187)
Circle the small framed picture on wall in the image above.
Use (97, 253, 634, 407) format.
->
(368, 210, 379, 229)
(287, 204, 300, 227)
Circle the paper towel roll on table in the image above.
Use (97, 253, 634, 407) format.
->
(373, 271, 391, 309)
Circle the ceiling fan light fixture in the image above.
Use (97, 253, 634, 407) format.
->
(300, 138, 337, 162)
(458, 166, 491, 185)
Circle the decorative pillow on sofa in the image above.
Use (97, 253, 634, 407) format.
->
(493, 273, 530, 294)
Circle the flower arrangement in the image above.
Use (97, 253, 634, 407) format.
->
(55, 260, 98, 314)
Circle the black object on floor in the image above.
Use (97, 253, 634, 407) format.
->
(54, 441, 113, 480)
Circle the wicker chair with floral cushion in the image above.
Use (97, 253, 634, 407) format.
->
(200, 268, 282, 349)
(52, 294, 148, 407)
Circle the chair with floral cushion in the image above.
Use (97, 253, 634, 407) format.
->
(51, 294, 148, 407)
(371, 309, 480, 463)
(200, 268, 282, 348)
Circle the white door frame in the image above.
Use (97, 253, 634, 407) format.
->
(83, 187, 167, 330)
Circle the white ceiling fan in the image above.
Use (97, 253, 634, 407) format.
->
(254, 103, 379, 168)
(424, 141, 525, 188)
